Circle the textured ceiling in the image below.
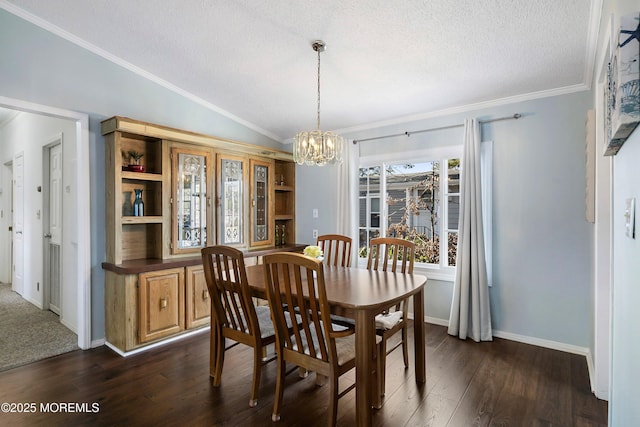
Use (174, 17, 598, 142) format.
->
(2, 0, 598, 142)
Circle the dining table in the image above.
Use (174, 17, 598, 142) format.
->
(243, 263, 428, 426)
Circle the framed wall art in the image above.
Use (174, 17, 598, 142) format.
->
(605, 12, 640, 156)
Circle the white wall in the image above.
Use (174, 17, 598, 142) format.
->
(609, 128, 640, 425)
(0, 111, 79, 331)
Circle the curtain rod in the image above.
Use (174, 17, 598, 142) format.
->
(352, 113, 522, 144)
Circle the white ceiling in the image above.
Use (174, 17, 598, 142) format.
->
(2, 0, 599, 142)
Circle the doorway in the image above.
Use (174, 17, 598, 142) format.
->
(0, 95, 91, 350)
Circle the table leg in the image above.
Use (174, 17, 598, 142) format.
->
(413, 288, 426, 383)
(355, 310, 373, 426)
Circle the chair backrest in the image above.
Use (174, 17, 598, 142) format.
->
(317, 234, 352, 267)
(263, 252, 336, 364)
(367, 237, 415, 274)
(201, 245, 259, 337)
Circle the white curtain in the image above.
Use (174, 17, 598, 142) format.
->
(448, 118, 493, 342)
(336, 140, 359, 258)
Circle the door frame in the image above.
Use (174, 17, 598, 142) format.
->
(2, 161, 13, 285)
(0, 95, 91, 350)
(42, 136, 63, 314)
(11, 151, 24, 296)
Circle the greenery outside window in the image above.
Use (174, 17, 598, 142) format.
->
(358, 155, 461, 276)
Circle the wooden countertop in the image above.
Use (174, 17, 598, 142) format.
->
(102, 244, 308, 274)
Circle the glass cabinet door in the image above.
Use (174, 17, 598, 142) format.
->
(171, 147, 212, 253)
(250, 159, 273, 246)
(218, 154, 246, 246)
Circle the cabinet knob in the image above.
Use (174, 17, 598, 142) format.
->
(160, 298, 168, 310)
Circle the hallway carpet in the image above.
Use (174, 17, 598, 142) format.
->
(0, 283, 78, 372)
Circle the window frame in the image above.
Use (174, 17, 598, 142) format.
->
(358, 146, 463, 281)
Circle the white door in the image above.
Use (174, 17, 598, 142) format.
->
(47, 143, 63, 314)
(12, 152, 24, 296)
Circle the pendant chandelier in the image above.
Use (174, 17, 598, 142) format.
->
(293, 40, 343, 166)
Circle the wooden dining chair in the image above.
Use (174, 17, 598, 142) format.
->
(263, 252, 380, 426)
(317, 234, 352, 267)
(201, 245, 277, 408)
(367, 236, 415, 396)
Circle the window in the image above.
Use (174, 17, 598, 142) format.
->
(358, 153, 461, 277)
(358, 166, 381, 258)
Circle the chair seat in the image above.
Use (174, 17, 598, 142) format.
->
(331, 312, 404, 332)
(291, 322, 378, 366)
(255, 305, 275, 338)
(375, 311, 403, 330)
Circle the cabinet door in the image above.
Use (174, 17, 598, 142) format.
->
(249, 158, 274, 247)
(185, 265, 211, 329)
(217, 154, 247, 246)
(171, 145, 213, 254)
(138, 268, 185, 343)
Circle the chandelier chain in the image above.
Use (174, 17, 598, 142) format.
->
(317, 46, 321, 130)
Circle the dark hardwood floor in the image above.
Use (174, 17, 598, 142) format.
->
(0, 323, 607, 426)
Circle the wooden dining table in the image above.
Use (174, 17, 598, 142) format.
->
(243, 264, 428, 426)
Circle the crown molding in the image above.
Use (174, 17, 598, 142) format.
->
(334, 83, 590, 136)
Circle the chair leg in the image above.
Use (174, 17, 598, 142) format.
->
(373, 342, 383, 409)
(379, 338, 387, 397)
(272, 352, 286, 422)
(298, 367, 309, 378)
(328, 372, 339, 427)
(402, 322, 409, 368)
(212, 330, 225, 387)
(316, 373, 327, 386)
(249, 345, 262, 407)
(209, 325, 217, 378)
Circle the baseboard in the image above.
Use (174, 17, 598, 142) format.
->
(60, 317, 78, 334)
(585, 349, 595, 394)
(24, 295, 43, 310)
(91, 338, 106, 349)
(425, 316, 450, 327)
(104, 327, 210, 357)
(491, 329, 590, 356)
(412, 314, 591, 357)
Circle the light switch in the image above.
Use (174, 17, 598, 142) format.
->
(312, 208, 318, 218)
(624, 198, 635, 239)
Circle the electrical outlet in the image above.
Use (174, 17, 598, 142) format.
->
(312, 229, 318, 239)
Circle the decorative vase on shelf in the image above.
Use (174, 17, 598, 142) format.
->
(133, 189, 144, 216)
(122, 191, 133, 216)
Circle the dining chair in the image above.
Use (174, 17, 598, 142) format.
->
(263, 252, 380, 426)
(201, 245, 277, 408)
(367, 236, 415, 396)
(317, 234, 352, 267)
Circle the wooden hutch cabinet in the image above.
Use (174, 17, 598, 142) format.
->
(101, 117, 302, 354)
